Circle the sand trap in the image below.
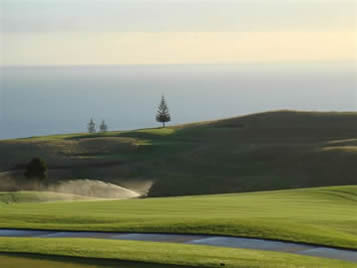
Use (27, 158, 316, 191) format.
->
(49, 179, 141, 199)
(0, 174, 144, 200)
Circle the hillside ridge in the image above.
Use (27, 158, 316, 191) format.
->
(1, 110, 357, 197)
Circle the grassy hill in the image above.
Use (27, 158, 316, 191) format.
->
(1, 185, 357, 250)
(1, 110, 357, 196)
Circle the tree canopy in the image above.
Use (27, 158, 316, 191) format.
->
(156, 96, 171, 127)
(100, 120, 108, 132)
(24, 158, 48, 180)
(88, 118, 96, 133)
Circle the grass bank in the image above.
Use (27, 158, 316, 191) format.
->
(0, 238, 355, 268)
(1, 186, 356, 250)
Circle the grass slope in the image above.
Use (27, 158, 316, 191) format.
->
(0, 238, 355, 268)
(2, 110, 357, 196)
(1, 186, 357, 250)
(0, 253, 191, 268)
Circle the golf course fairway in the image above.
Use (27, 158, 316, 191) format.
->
(0, 185, 356, 250)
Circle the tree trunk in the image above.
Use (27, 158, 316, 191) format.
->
(163, 122, 165, 128)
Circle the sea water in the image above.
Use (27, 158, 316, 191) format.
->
(0, 63, 356, 139)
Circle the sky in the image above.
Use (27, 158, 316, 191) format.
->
(1, 0, 356, 66)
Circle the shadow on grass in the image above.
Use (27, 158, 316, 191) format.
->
(0, 253, 195, 268)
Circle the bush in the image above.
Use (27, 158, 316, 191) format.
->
(24, 158, 48, 180)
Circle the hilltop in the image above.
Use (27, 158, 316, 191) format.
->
(1, 110, 357, 197)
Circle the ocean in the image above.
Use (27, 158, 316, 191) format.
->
(0, 63, 356, 139)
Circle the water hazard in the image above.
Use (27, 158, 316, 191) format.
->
(0, 229, 356, 263)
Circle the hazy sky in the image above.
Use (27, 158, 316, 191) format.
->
(1, 0, 356, 65)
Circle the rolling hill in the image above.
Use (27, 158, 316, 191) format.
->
(1, 110, 357, 197)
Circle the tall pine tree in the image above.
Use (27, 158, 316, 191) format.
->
(156, 96, 171, 128)
(100, 120, 108, 132)
(88, 118, 96, 133)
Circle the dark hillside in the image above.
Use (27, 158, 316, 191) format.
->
(1, 111, 357, 196)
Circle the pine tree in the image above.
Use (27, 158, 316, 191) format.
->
(88, 118, 96, 133)
(156, 95, 171, 128)
(100, 120, 108, 133)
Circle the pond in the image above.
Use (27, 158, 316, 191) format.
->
(1, 229, 357, 263)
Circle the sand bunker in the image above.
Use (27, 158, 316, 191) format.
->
(0, 171, 144, 199)
(49, 179, 141, 199)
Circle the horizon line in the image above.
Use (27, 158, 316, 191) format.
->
(1, 60, 356, 69)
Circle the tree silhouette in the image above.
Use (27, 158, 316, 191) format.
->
(24, 158, 48, 180)
(88, 118, 96, 133)
(156, 96, 171, 128)
(100, 120, 108, 132)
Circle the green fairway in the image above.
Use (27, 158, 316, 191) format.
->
(0, 238, 355, 268)
(1, 186, 356, 250)
(2, 111, 357, 196)
(1, 111, 357, 266)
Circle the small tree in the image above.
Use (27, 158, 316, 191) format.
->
(156, 95, 171, 128)
(88, 118, 96, 133)
(24, 158, 48, 180)
(100, 120, 108, 132)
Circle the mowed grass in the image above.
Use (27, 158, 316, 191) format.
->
(0, 254, 121, 268)
(0, 238, 355, 268)
(0, 186, 356, 250)
(0, 252, 192, 268)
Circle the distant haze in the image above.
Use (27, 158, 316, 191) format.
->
(1, 0, 356, 139)
(0, 63, 356, 139)
(1, 0, 356, 66)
